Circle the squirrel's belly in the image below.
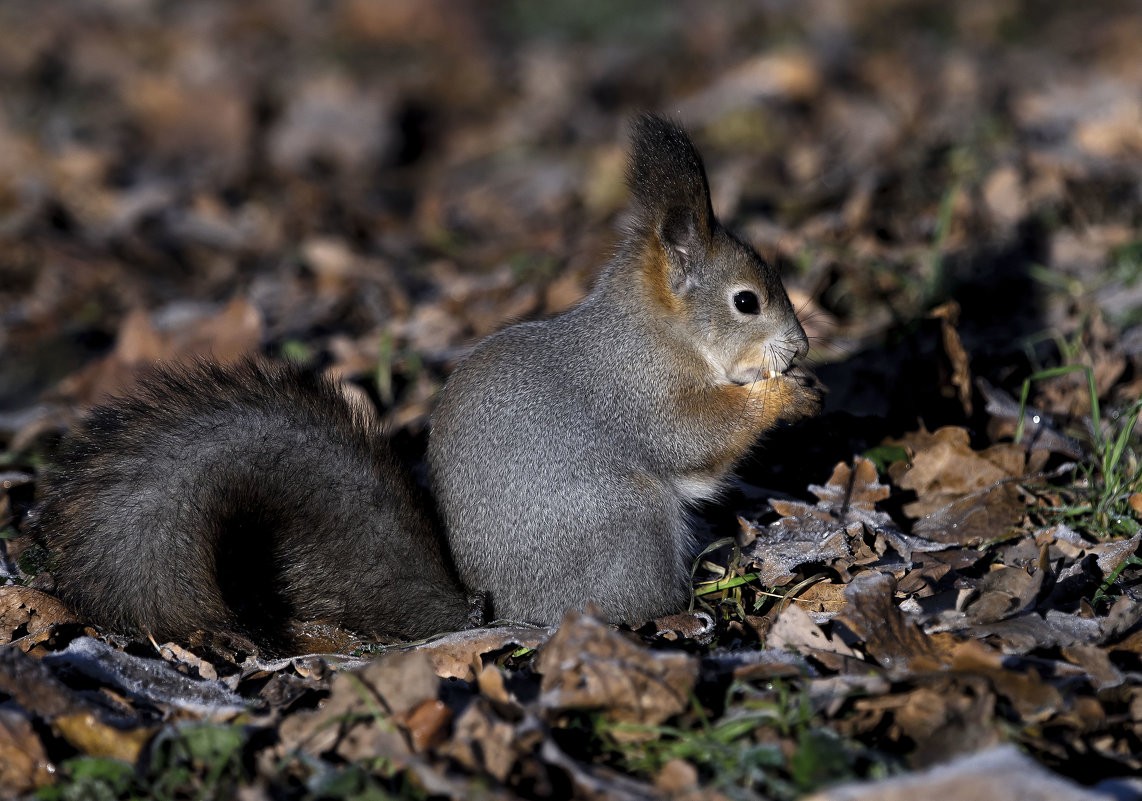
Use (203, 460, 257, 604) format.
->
(672, 472, 726, 503)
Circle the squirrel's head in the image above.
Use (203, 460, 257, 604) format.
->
(624, 114, 809, 385)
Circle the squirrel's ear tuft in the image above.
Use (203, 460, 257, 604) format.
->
(626, 114, 714, 279)
(627, 115, 712, 222)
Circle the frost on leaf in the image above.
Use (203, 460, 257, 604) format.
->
(741, 457, 947, 587)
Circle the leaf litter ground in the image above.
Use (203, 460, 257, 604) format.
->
(2, 1, 1142, 799)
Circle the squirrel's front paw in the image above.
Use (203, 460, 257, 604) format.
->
(780, 366, 824, 421)
(747, 367, 823, 425)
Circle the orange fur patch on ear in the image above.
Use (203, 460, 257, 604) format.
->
(636, 237, 680, 313)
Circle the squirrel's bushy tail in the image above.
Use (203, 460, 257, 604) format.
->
(29, 360, 473, 653)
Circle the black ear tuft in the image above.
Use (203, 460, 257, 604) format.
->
(626, 114, 714, 242)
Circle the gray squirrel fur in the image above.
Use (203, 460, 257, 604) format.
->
(429, 114, 820, 624)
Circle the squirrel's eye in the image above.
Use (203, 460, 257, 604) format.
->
(733, 290, 760, 315)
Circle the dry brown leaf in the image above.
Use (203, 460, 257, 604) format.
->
(791, 581, 848, 614)
(475, 664, 512, 705)
(655, 758, 700, 794)
(742, 458, 887, 584)
(909, 483, 1026, 545)
(1061, 645, 1124, 691)
(741, 513, 857, 586)
(535, 611, 698, 734)
(53, 712, 154, 763)
(156, 641, 219, 682)
(401, 699, 453, 753)
(0, 703, 53, 795)
(835, 572, 961, 675)
(929, 301, 972, 416)
(281, 620, 367, 655)
(842, 673, 1001, 764)
(279, 650, 438, 763)
(894, 557, 952, 597)
(652, 611, 716, 643)
(0, 585, 77, 648)
(890, 426, 1028, 543)
(807, 457, 891, 509)
(893, 426, 1024, 505)
(766, 602, 857, 659)
(0, 644, 81, 720)
(743, 457, 947, 583)
(0, 643, 159, 762)
(56, 298, 263, 408)
(443, 697, 542, 782)
(959, 565, 1045, 625)
(1129, 493, 1142, 515)
(949, 640, 1064, 722)
(407, 625, 553, 681)
(1093, 532, 1142, 576)
(0, 708, 54, 795)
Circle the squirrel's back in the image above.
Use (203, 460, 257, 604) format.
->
(30, 360, 473, 652)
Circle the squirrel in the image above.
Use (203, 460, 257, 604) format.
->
(26, 115, 819, 652)
(27, 360, 478, 653)
(428, 114, 820, 625)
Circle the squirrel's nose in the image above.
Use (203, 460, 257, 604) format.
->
(791, 336, 809, 364)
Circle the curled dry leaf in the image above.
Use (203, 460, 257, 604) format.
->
(41, 637, 244, 715)
(834, 573, 956, 676)
(279, 650, 438, 763)
(958, 565, 1045, 625)
(766, 602, 857, 660)
(402, 699, 453, 752)
(1092, 531, 1142, 575)
(0, 585, 78, 648)
(156, 640, 219, 682)
(406, 624, 554, 681)
(928, 301, 972, 416)
(535, 611, 698, 734)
